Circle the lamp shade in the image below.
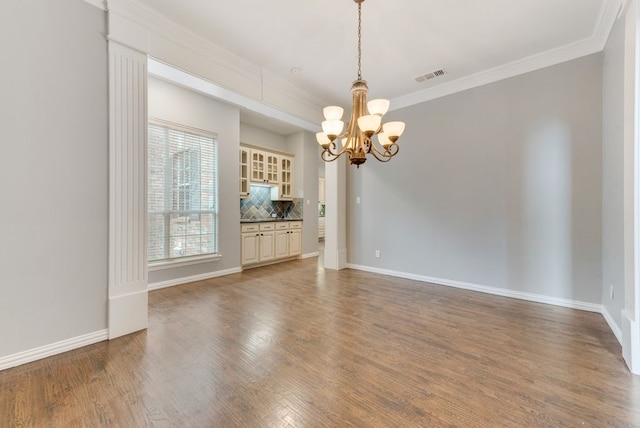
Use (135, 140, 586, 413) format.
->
(357, 115, 382, 134)
(322, 120, 344, 137)
(323, 106, 344, 121)
(377, 132, 392, 149)
(367, 99, 390, 116)
(316, 132, 331, 146)
(383, 121, 405, 138)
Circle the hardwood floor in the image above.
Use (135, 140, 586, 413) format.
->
(2, 257, 640, 427)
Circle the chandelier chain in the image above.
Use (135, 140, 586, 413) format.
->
(357, 1, 362, 80)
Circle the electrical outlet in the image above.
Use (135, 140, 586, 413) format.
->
(610, 284, 614, 300)
(356, 196, 361, 204)
(375, 250, 380, 258)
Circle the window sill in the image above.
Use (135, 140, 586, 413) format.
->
(148, 254, 222, 271)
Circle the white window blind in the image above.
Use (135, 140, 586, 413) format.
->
(148, 121, 218, 262)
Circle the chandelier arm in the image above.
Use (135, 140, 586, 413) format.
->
(369, 140, 399, 160)
(368, 136, 398, 156)
(321, 149, 343, 162)
(369, 149, 394, 162)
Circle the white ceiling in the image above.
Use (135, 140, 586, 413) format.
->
(135, 0, 619, 134)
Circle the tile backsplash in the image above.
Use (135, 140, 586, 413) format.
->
(240, 185, 303, 220)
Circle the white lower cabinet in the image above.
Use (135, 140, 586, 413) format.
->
(240, 231, 259, 265)
(288, 223, 302, 257)
(241, 221, 302, 266)
(275, 227, 290, 259)
(241, 223, 275, 265)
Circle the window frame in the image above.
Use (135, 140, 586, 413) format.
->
(147, 118, 220, 267)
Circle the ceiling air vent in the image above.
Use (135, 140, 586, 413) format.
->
(415, 68, 446, 83)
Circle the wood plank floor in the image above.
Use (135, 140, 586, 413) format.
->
(1, 256, 640, 427)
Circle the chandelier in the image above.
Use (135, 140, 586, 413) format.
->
(316, 0, 405, 167)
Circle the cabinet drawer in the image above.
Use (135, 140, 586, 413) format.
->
(241, 224, 259, 233)
(259, 223, 275, 231)
(290, 221, 302, 229)
(275, 222, 290, 230)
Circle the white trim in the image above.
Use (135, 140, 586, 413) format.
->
(148, 267, 242, 291)
(0, 330, 108, 371)
(108, 290, 148, 339)
(110, 0, 624, 118)
(346, 264, 602, 313)
(622, 311, 640, 373)
(82, 0, 106, 10)
(148, 58, 319, 133)
(107, 0, 625, 117)
(301, 252, 320, 259)
(621, 0, 640, 375)
(602, 306, 623, 344)
(620, 0, 633, 18)
(391, 37, 602, 111)
(595, 0, 626, 44)
(149, 254, 222, 271)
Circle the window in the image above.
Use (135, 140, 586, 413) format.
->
(148, 120, 218, 263)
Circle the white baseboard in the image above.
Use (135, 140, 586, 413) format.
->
(346, 264, 602, 313)
(602, 306, 623, 345)
(301, 252, 320, 259)
(0, 330, 108, 372)
(148, 267, 242, 291)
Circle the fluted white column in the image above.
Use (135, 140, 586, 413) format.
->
(107, 39, 148, 339)
(622, 0, 640, 375)
(324, 158, 347, 270)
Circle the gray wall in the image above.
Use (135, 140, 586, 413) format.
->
(348, 54, 603, 304)
(148, 77, 241, 284)
(602, 17, 626, 326)
(287, 131, 320, 255)
(240, 123, 288, 152)
(0, 0, 108, 356)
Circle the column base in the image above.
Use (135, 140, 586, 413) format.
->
(622, 310, 640, 374)
(108, 289, 148, 339)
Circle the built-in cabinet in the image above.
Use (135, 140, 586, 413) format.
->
(241, 223, 275, 265)
(240, 144, 294, 200)
(249, 148, 279, 184)
(274, 221, 301, 258)
(239, 147, 250, 197)
(241, 221, 302, 266)
(249, 150, 266, 183)
(274, 156, 293, 200)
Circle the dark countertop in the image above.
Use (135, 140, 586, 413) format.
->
(240, 218, 303, 223)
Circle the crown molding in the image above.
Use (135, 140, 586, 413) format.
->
(81, 0, 106, 11)
(148, 58, 319, 132)
(102, 0, 624, 119)
(390, 36, 603, 110)
(594, 0, 625, 46)
(391, 0, 623, 111)
(105, 0, 324, 124)
(618, 0, 632, 18)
